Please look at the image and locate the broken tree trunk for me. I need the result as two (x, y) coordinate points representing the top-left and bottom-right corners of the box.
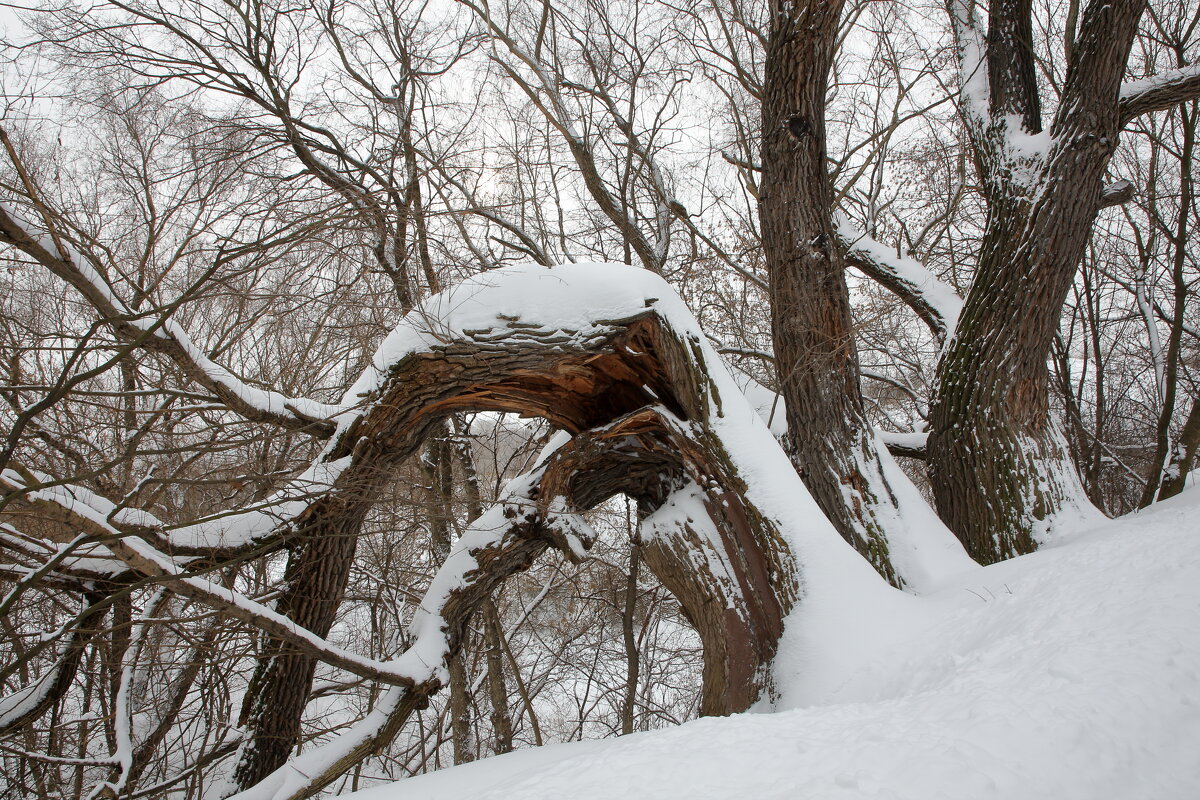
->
(3, 265), (897, 800)
(214, 265), (805, 799)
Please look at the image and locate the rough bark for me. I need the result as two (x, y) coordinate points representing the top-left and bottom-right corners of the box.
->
(232, 523), (363, 789)
(454, 427), (515, 755)
(760, 0), (901, 585)
(1157, 393), (1200, 501)
(480, 601), (514, 754)
(420, 431), (475, 765)
(222, 318), (799, 799)
(928, 0), (1147, 562)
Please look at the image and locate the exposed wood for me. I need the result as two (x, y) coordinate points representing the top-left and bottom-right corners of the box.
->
(4, 302), (800, 798)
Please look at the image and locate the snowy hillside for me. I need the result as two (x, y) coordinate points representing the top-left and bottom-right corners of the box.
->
(348, 489), (1200, 800)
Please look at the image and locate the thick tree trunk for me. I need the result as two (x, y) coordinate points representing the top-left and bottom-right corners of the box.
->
(760, 0), (901, 585)
(232, 524), (362, 789)
(928, 0), (1146, 563)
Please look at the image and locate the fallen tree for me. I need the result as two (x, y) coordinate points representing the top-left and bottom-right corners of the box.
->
(3, 260), (943, 798)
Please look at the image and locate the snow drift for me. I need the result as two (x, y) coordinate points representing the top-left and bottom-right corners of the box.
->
(347, 487), (1200, 800)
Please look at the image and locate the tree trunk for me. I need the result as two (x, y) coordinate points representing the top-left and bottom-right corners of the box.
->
(1157, 394), (1200, 501)
(481, 600), (514, 754)
(1139, 99), (1195, 508)
(760, 0), (901, 585)
(927, 0), (1147, 563)
(620, 540), (640, 736)
(452, 423), (515, 755)
(421, 431), (475, 764)
(232, 524), (362, 789)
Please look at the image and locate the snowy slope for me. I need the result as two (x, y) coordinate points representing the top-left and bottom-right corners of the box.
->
(347, 488), (1200, 800)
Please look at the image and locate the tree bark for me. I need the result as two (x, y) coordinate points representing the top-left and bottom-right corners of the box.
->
(1139, 99), (1195, 508)
(928, 0), (1147, 562)
(1157, 393), (1200, 501)
(481, 601), (514, 754)
(620, 541), (640, 736)
(232, 523), (363, 789)
(760, 0), (901, 585)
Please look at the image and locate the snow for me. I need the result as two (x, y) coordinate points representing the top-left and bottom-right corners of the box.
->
(1120, 63), (1200, 102)
(947, 0), (990, 126)
(0, 200), (343, 426)
(13, 260), (1192, 799)
(727, 366), (976, 594)
(345, 488), (1200, 800)
(640, 481), (744, 609)
(341, 262), (684, 405)
(834, 215), (964, 337)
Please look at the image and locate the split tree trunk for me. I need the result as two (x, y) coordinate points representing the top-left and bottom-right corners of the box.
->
(204, 285), (800, 800)
(927, 0), (1147, 562)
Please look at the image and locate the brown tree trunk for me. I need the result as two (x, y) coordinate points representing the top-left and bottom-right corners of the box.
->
(760, 0), (900, 585)
(1157, 394), (1200, 501)
(480, 600), (514, 754)
(1139, 99), (1195, 508)
(928, 0), (1147, 563)
(421, 431), (475, 764)
(620, 540), (640, 736)
(450, 418), (514, 756)
(232, 520), (363, 789)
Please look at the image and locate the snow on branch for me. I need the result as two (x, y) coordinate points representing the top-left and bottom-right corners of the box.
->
(1, 469), (419, 686)
(0, 201), (341, 435)
(223, 463), (593, 800)
(945, 0), (990, 130)
(1120, 63), (1200, 124)
(835, 215), (963, 341)
(0, 597), (108, 736)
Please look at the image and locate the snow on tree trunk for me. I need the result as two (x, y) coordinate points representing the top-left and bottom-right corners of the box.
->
(929, 0), (1146, 562)
(2, 264), (902, 800)
(210, 263), (822, 799)
(760, 0), (905, 586)
(1157, 395), (1200, 502)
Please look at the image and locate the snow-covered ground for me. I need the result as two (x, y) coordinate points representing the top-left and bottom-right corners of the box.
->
(347, 487), (1200, 800)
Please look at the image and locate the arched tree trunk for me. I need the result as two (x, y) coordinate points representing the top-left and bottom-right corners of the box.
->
(4, 264), (887, 800)
(210, 266), (806, 799)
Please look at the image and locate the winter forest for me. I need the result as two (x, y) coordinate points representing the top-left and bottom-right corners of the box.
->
(1, 0), (1198, 796)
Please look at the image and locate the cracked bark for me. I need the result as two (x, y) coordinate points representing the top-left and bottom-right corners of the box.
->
(760, 0), (901, 585)
(928, 0), (1148, 562)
